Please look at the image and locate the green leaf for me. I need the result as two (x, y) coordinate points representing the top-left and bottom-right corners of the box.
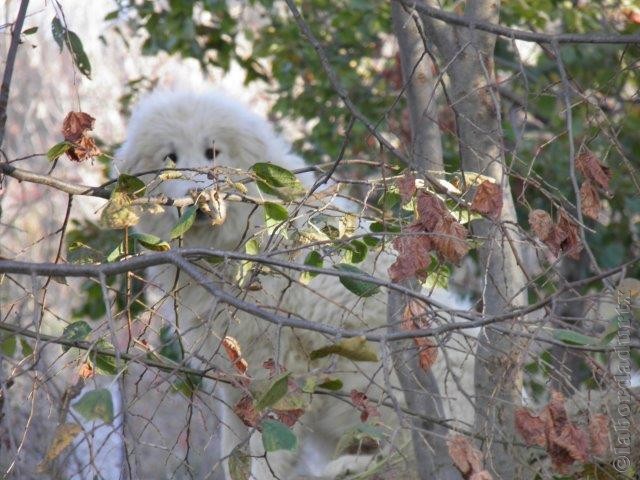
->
(250, 163), (305, 201)
(300, 250), (323, 285)
(131, 232), (170, 251)
(228, 446), (251, 480)
(362, 235), (380, 248)
(92, 340), (119, 375)
(318, 378), (343, 391)
(245, 238), (260, 255)
(106, 239), (130, 262)
(335, 264), (380, 297)
(20, 338), (33, 357)
(116, 174), (146, 197)
(46, 141), (72, 162)
(158, 326), (183, 362)
(62, 321), (92, 352)
(51, 17), (64, 51)
(342, 240), (367, 264)
(261, 419), (297, 452)
(23, 26), (38, 35)
(72, 388), (114, 424)
(255, 372), (290, 411)
(263, 202), (289, 221)
(551, 329), (599, 346)
(66, 30), (92, 79)
(310, 336), (378, 362)
(170, 205), (198, 239)
(0, 335), (17, 358)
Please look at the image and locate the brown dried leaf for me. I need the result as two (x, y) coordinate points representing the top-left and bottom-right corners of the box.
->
(397, 172), (417, 203)
(350, 389), (380, 423)
(432, 215), (469, 264)
(575, 149), (611, 191)
(579, 181), (600, 221)
(389, 225), (432, 282)
(416, 191), (447, 231)
(402, 299), (429, 328)
(67, 134), (102, 162)
(588, 413), (610, 456)
(470, 472), (493, 480)
(415, 337), (438, 370)
(222, 336), (249, 375)
(471, 180), (503, 219)
(37, 423), (82, 472)
(515, 408), (548, 447)
(556, 213), (583, 260)
(62, 111), (95, 142)
(402, 300), (438, 370)
(529, 210), (554, 241)
(274, 408), (305, 427)
(78, 361), (94, 379)
(447, 434), (483, 476)
(553, 422), (590, 464)
(233, 394), (260, 428)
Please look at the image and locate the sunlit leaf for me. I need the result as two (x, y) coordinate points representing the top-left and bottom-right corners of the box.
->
(170, 205), (197, 239)
(250, 162), (305, 201)
(310, 336), (378, 362)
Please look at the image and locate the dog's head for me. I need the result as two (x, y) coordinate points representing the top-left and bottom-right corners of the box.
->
(116, 90), (304, 244)
(117, 90), (300, 198)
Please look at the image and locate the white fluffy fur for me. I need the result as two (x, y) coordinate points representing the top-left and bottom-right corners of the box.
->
(114, 90), (473, 479)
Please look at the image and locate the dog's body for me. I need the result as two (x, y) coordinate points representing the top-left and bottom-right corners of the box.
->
(116, 90), (473, 479)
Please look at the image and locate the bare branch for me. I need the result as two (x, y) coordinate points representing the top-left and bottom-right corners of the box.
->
(0, 0), (30, 148)
(398, 0), (640, 45)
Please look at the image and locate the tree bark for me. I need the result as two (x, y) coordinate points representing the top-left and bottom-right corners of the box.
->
(390, 4), (462, 479)
(413, 0), (533, 477)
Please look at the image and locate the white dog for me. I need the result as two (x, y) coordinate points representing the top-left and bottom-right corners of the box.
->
(114, 90), (473, 480)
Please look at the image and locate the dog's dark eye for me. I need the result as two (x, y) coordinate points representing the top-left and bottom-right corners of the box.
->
(166, 152), (178, 163)
(205, 147), (220, 161)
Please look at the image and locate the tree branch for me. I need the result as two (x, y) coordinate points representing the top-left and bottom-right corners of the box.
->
(0, 0), (30, 149)
(397, 0), (640, 45)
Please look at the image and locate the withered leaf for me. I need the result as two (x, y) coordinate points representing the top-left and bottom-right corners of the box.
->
(432, 215), (469, 264)
(579, 181), (600, 221)
(515, 408), (547, 447)
(233, 394), (260, 428)
(397, 172), (417, 203)
(471, 180), (503, 219)
(62, 111), (95, 142)
(402, 299), (438, 371)
(389, 225), (432, 282)
(274, 408), (305, 427)
(515, 390), (602, 474)
(350, 389), (380, 423)
(575, 150), (611, 192)
(529, 209), (554, 241)
(222, 336), (248, 375)
(447, 434), (484, 476)
(416, 191), (447, 231)
(588, 413), (610, 457)
(556, 213), (583, 260)
(67, 134), (101, 162)
(37, 423), (82, 472)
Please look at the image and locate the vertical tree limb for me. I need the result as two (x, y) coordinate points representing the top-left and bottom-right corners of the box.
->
(391, 4), (462, 479)
(0, 0), (30, 149)
(413, 0), (534, 477)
